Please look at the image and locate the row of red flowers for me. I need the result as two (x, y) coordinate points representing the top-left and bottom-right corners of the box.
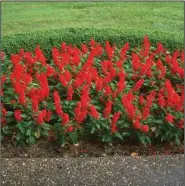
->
(1, 36), (184, 145)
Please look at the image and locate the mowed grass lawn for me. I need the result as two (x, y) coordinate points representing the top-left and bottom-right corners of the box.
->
(2, 2), (184, 37)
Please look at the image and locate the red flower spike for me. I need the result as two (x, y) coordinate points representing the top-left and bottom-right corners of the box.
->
(67, 126), (74, 133)
(111, 112), (121, 133)
(89, 105), (99, 119)
(62, 113), (70, 125)
(165, 114), (174, 123)
(10, 54), (22, 65)
(141, 125), (149, 133)
(45, 111), (52, 122)
(139, 95), (145, 105)
(53, 91), (63, 116)
(132, 119), (141, 130)
(36, 110), (46, 125)
(133, 79), (144, 91)
(14, 110), (22, 122)
(2, 108), (7, 116)
(67, 85), (74, 101)
(103, 100), (112, 118)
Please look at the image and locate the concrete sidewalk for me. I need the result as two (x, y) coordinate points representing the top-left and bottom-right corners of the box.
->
(1, 155), (184, 186)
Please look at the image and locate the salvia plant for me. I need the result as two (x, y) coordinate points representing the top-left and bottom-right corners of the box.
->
(1, 36), (184, 146)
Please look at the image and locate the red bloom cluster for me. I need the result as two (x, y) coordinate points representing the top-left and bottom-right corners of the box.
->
(1, 37), (184, 144)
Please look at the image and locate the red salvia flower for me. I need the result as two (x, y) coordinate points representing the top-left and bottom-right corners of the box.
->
(141, 125), (149, 133)
(1, 108), (7, 116)
(37, 110), (47, 125)
(81, 44), (88, 54)
(104, 85), (112, 97)
(31, 94), (39, 112)
(89, 39), (96, 47)
(105, 41), (115, 60)
(177, 119), (184, 129)
(120, 42), (129, 61)
(59, 74), (68, 87)
(177, 67), (184, 79)
(1, 117), (6, 126)
(111, 112), (121, 133)
(53, 90), (63, 116)
(14, 110), (22, 122)
(156, 60), (166, 78)
(62, 113), (69, 125)
(143, 35), (150, 57)
(127, 104), (136, 120)
(74, 102), (87, 124)
(37, 74), (49, 99)
(1, 75), (6, 85)
(67, 85), (74, 101)
(18, 90), (26, 105)
(156, 43), (165, 54)
(139, 95), (145, 105)
(146, 91), (156, 108)
(132, 52), (140, 71)
(45, 111), (52, 122)
(132, 119), (141, 129)
(73, 78), (83, 89)
(142, 106), (150, 120)
(165, 80), (174, 107)
(63, 70), (72, 83)
(133, 79), (144, 91)
(165, 114), (174, 123)
(35, 45), (47, 66)
(46, 66), (55, 76)
(103, 100), (112, 118)
(157, 93), (166, 108)
(11, 54), (22, 65)
(89, 105), (99, 119)
(67, 126), (74, 133)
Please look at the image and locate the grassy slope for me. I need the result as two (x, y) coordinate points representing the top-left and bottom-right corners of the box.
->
(2, 2), (184, 37)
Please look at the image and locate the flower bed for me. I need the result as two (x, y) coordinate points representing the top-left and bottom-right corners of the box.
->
(1, 36), (184, 146)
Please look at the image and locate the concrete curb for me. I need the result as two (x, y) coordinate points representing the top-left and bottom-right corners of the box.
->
(1, 155), (184, 186)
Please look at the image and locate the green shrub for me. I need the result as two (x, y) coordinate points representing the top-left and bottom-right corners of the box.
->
(1, 28), (183, 60)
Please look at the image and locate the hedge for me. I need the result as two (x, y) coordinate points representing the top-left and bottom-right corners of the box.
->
(1, 28), (184, 59)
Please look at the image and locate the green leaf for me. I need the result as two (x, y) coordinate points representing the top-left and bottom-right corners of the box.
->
(41, 123), (51, 130)
(102, 134), (112, 142)
(69, 132), (78, 144)
(138, 135), (146, 145)
(122, 132), (130, 137)
(0, 135), (4, 141)
(114, 132), (123, 140)
(2, 126), (10, 134)
(27, 136), (36, 144)
(6, 111), (14, 117)
(58, 135), (66, 145)
(26, 129), (32, 136)
(101, 123), (109, 130)
(91, 127), (96, 134)
(16, 132), (24, 142)
(145, 136), (152, 144)
(175, 134), (180, 146)
(16, 123), (25, 134)
(96, 123), (101, 130)
(21, 114), (28, 119)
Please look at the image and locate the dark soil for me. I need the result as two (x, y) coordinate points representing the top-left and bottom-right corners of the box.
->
(1, 139), (184, 158)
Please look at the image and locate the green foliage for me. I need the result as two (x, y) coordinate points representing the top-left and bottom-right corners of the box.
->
(1, 28), (183, 60)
